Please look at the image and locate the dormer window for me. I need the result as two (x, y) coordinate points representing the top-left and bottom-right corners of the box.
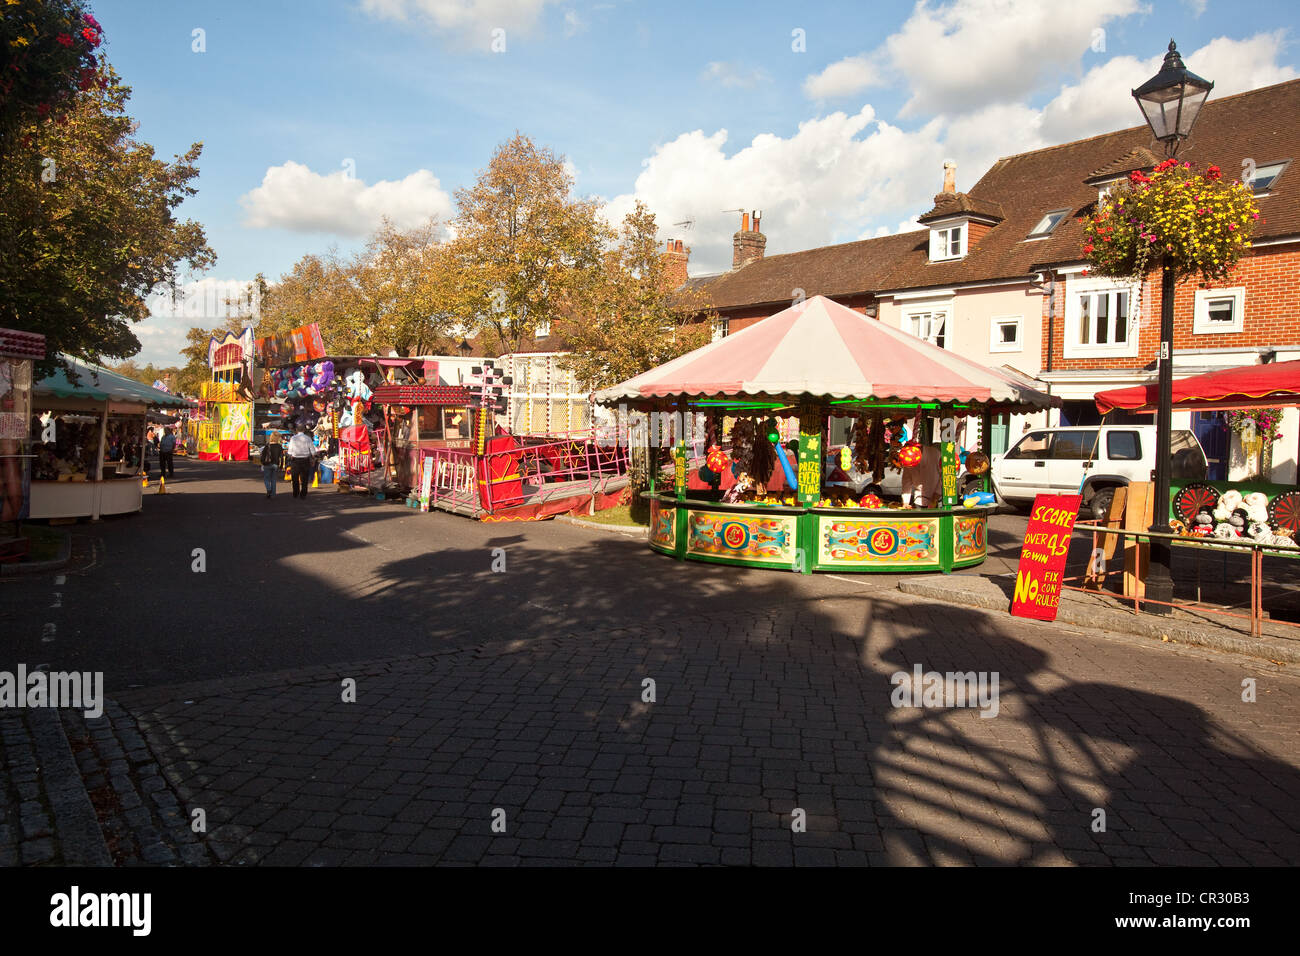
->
(930, 224), (963, 261)
(1027, 209), (1069, 239)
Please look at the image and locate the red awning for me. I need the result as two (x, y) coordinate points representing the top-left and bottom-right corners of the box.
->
(1095, 359), (1300, 414)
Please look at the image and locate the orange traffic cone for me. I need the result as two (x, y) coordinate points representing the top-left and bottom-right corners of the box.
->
(141, 474), (149, 488)
(311, 471), (319, 488)
(157, 476), (166, 494)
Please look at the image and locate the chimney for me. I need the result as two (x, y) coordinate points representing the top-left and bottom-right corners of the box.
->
(942, 160), (957, 194)
(732, 208), (766, 270)
(662, 238), (690, 289)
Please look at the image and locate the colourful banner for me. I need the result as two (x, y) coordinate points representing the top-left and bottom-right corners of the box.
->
(1010, 494), (1082, 622)
(255, 323), (326, 367)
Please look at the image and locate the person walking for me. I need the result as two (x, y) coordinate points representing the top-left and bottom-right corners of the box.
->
(158, 428), (176, 478)
(286, 424), (315, 499)
(260, 432), (284, 498)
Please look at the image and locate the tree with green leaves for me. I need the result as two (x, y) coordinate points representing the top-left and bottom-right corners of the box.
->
(444, 133), (609, 355)
(561, 200), (714, 390)
(0, 62), (214, 377)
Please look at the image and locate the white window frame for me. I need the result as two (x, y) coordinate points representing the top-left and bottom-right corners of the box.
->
(989, 315), (1023, 353)
(1026, 209), (1069, 240)
(1063, 276), (1140, 359)
(1246, 160), (1288, 195)
(711, 316), (729, 341)
(929, 223), (964, 262)
(533, 319), (551, 338)
(1192, 287), (1245, 335)
(905, 308), (948, 348)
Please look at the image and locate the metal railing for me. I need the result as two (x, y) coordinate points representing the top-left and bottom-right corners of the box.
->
(418, 433), (630, 516)
(1069, 521), (1300, 639)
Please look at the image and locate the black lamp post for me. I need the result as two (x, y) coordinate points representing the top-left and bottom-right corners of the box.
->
(1132, 39), (1213, 614)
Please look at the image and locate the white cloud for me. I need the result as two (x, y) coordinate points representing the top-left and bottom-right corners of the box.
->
(703, 61), (769, 89)
(563, 8), (585, 36)
(240, 161), (454, 237)
(803, 55), (881, 100)
(131, 278), (259, 366)
(1182, 0), (1207, 15)
(359, 0), (555, 41)
(804, 0), (1144, 117)
(603, 107), (947, 274)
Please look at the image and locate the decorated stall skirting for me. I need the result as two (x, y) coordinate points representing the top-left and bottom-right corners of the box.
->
(647, 494), (989, 573)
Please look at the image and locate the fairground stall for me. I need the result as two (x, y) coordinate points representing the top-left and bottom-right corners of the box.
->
(595, 295), (1055, 574)
(1096, 360), (1300, 543)
(1, 330), (44, 561)
(29, 358), (191, 520)
(196, 329), (254, 461)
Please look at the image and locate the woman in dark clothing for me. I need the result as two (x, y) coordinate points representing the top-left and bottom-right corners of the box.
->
(260, 432), (284, 498)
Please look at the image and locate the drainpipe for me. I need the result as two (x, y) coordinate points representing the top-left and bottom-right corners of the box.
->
(1028, 269), (1057, 427)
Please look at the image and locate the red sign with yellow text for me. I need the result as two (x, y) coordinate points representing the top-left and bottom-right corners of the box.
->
(1010, 494), (1082, 622)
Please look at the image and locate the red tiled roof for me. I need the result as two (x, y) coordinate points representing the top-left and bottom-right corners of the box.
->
(916, 191), (1005, 224)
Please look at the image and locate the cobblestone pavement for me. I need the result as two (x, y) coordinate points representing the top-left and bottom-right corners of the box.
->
(114, 592), (1300, 866)
(4, 459), (1300, 865)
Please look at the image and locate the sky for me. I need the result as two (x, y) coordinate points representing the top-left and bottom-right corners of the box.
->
(92, 0), (1299, 366)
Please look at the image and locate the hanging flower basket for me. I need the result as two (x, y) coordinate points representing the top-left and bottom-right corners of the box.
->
(1225, 407), (1283, 445)
(1081, 159), (1261, 284)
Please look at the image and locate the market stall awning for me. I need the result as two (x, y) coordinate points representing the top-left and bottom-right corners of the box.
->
(1095, 359), (1300, 414)
(594, 294), (1057, 412)
(34, 357), (194, 408)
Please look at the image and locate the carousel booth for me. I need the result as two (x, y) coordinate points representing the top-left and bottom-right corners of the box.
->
(595, 295), (1054, 574)
(1096, 360), (1300, 543)
(29, 358), (191, 520)
(197, 330), (254, 461)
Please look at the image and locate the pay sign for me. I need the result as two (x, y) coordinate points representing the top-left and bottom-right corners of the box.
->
(1010, 494), (1082, 622)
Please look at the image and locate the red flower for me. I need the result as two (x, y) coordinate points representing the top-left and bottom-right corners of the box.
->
(1206, 165), (1222, 181)
(55, 33), (74, 47)
(1082, 244), (1094, 254)
(36, 101), (50, 116)
(81, 27), (101, 46)
(83, 13), (100, 28)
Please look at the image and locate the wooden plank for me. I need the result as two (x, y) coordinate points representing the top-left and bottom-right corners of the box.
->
(1085, 485), (1127, 589)
(1123, 481), (1150, 599)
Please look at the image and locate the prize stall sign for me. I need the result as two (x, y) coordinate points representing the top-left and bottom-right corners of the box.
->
(1010, 494), (1082, 622)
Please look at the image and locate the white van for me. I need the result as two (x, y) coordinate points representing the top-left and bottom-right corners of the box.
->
(991, 425), (1208, 521)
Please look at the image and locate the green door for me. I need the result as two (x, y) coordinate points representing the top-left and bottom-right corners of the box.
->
(990, 415), (1009, 455)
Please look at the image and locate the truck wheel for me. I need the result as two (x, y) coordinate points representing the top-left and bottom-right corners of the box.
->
(1089, 487), (1115, 522)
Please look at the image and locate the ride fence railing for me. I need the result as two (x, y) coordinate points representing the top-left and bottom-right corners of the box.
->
(420, 433), (630, 515)
(1067, 521), (1300, 640)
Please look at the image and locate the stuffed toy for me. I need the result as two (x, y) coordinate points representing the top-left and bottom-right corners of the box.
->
(1213, 489), (1244, 522)
(344, 370), (372, 403)
(1192, 510), (1215, 536)
(859, 492), (883, 509)
(1213, 522), (1237, 539)
(311, 361), (334, 393)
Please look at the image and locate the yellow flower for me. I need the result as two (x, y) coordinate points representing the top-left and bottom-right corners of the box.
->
(10, 35), (28, 47)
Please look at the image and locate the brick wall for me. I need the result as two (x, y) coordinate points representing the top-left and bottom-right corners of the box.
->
(1042, 241), (1300, 370)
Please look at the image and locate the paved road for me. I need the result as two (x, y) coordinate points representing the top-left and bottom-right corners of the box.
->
(4, 457), (1299, 865)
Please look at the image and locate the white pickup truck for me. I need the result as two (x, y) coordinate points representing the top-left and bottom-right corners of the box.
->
(991, 425), (1208, 521)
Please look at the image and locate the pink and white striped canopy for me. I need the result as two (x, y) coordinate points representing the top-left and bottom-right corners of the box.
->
(594, 295), (1055, 411)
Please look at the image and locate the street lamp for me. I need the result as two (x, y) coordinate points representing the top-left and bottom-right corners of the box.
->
(1132, 39), (1213, 615)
